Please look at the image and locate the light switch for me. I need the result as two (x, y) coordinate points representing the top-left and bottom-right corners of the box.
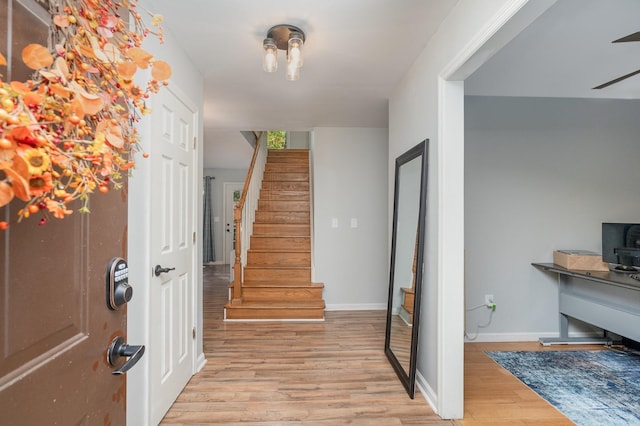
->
(331, 218), (339, 228)
(214, 216), (220, 223)
(350, 218), (358, 228)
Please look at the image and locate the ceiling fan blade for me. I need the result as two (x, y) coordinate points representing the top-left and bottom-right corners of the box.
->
(613, 32), (640, 43)
(593, 68), (640, 89)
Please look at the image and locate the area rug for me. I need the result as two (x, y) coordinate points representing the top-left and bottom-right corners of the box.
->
(487, 350), (640, 426)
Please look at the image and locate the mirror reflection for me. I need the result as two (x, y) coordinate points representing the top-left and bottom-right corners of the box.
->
(385, 140), (428, 398)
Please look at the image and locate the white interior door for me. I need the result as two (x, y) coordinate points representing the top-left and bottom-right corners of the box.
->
(149, 87), (196, 424)
(223, 182), (244, 264)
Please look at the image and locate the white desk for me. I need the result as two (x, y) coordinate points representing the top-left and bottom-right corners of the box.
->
(532, 263), (640, 345)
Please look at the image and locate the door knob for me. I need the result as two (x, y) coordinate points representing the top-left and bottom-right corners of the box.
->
(107, 336), (145, 375)
(154, 265), (175, 276)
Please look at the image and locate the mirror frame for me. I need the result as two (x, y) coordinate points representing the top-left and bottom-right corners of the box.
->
(384, 139), (429, 398)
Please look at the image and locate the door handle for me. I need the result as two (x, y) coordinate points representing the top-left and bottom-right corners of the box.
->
(154, 265), (175, 276)
(107, 336), (145, 375)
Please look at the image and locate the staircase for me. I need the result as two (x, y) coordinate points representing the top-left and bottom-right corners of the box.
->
(224, 149), (326, 320)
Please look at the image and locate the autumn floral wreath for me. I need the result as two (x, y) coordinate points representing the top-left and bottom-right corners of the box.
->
(0, 0), (171, 229)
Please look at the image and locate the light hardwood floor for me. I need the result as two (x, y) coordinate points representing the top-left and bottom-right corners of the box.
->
(161, 265), (598, 425)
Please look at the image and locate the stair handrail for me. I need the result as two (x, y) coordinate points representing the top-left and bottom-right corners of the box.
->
(232, 131), (267, 303)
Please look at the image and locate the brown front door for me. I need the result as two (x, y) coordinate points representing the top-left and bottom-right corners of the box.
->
(0, 1), (131, 424)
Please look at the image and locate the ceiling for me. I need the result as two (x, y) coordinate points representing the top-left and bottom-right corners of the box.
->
(150, 0), (458, 132)
(466, 0), (640, 99)
(151, 0), (640, 168)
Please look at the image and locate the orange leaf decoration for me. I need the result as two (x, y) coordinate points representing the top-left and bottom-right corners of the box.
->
(11, 154), (30, 181)
(4, 167), (30, 201)
(23, 91), (43, 106)
(103, 43), (121, 63)
(68, 98), (85, 118)
(128, 47), (153, 69)
(10, 81), (31, 94)
(50, 83), (73, 98)
(98, 120), (124, 148)
(53, 15), (70, 28)
(54, 57), (69, 83)
(117, 62), (137, 80)
(105, 123), (124, 148)
(9, 126), (35, 143)
(151, 60), (172, 81)
(78, 44), (96, 59)
(22, 44), (54, 70)
(78, 92), (104, 115)
(0, 181), (14, 207)
(0, 53), (6, 66)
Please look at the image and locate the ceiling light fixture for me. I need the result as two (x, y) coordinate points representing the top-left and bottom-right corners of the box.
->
(262, 24), (306, 81)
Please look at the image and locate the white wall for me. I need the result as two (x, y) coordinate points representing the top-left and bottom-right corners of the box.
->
(388, 0), (549, 418)
(127, 5), (204, 424)
(311, 127), (389, 309)
(464, 96), (640, 341)
(203, 168), (248, 264)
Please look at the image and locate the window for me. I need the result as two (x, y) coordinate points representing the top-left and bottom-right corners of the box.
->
(267, 130), (286, 149)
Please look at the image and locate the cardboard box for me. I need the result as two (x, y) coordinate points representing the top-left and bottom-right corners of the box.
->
(553, 250), (610, 271)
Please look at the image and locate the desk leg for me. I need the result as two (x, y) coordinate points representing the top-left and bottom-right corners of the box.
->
(539, 275), (610, 346)
(559, 313), (569, 339)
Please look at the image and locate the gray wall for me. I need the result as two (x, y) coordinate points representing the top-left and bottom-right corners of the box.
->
(311, 127), (389, 309)
(203, 168), (247, 264)
(288, 131), (310, 149)
(465, 96), (640, 340)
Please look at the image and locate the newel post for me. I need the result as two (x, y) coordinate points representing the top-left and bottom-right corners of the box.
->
(231, 204), (243, 304)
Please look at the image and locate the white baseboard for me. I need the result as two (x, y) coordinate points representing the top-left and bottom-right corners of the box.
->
(325, 303), (387, 311)
(415, 370), (438, 414)
(464, 330), (605, 343)
(195, 353), (207, 373)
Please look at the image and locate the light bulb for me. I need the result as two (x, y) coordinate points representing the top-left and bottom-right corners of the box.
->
(286, 61), (300, 81)
(263, 38), (278, 72)
(287, 32), (303, 69)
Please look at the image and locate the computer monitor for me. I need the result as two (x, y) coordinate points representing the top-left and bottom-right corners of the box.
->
(602, 223), (640, 272)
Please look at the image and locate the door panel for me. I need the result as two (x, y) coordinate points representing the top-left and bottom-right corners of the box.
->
(150, 88), (195, 424)
(1, 189), (128, 424)
(0, 2), (129, 423)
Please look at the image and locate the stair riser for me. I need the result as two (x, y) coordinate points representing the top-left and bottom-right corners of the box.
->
(268, 150), (308, 158)
(255, 211), (309, 224)
(247, 251), (310, 267)
(265, 159), (309, 167)
(258, 200), (309, 212)
(261, 181), (309, 191)
(263, 172), (308, 182)
(264, 164), (309, 173)
(259, 190), (309, 201)
(225, 307), (324, 320)
(402, 294), (414, 310)
(253, 224), (310, 236)
(231, 286), (323, 302)
(244, 268), (311, 282)
(250, 237), (310, 251)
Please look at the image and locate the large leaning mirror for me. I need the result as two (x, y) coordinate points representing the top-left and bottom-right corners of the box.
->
(384, 139), (428, 398)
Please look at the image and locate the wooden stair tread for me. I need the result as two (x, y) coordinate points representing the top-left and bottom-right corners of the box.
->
(225, 300), (325, 309)
(244, 265), (310, 270)
(248, 249), (311, 253)
(236, 282), (324, 288)
(228, 148), (323, 320)
(401, 287), (414, 294)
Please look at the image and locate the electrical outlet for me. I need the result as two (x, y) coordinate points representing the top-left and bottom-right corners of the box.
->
(485, 294), (494, 307)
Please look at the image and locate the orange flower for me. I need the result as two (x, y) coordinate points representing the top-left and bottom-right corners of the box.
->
(28, 172), (53, 197)
(45, 197), (73, 219)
